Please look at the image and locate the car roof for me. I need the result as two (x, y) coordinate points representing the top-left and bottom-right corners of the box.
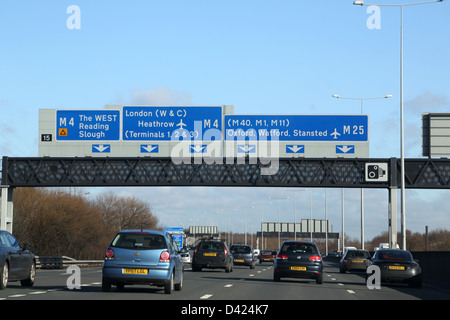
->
(282, 240), (315, 245)
(118, 229), (166, 235)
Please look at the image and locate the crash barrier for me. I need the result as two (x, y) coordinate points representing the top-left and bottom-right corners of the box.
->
(411, 251), (450, 291)
(36, 256), (63, 269)
(36, 256), (103, 269)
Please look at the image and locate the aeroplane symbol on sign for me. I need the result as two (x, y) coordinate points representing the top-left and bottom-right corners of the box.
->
(176, 119), (187, 130)
(331, 128), (341, 139)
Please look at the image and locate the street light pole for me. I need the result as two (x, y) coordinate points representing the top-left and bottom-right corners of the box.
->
(332, 94), (392, 249)
(353, 0), (443, 250)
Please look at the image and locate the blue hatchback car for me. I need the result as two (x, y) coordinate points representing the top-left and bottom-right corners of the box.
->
(102, 230), (184, 294)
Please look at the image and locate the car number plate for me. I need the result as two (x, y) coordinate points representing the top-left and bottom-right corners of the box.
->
(204, 252), (217, 257)
(388, 265), (405, 270)
(123, 268), (148, 275)
(291, 266), (307, 271)
(353, 260), (364, 263)
(235, 259), (244, 262)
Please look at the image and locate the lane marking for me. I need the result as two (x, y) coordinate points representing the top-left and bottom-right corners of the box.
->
(224, 284), (233, 288)
(347, 290), (355, 294)
(200, 294), (213, 299)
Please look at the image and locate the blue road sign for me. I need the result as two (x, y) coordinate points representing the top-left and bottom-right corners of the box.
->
(140, 144), (159, 153)
(122, 106), (223, 141)
(92, 144), (111, 153)
(225, 115), (368, 142)
(56, 110), (120, 141)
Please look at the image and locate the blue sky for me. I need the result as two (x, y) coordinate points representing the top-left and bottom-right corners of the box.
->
(1, 1), (449, 242)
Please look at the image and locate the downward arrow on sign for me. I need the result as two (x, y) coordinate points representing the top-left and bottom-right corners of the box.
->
(190, 145), (207, 153)
(92, 144), (110, 153)
(336, 145), (354, 153)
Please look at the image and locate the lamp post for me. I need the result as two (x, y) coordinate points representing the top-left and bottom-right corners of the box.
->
(353, 0), (443, 250)
(269, 196), (289, 248)
(332, 94), (392, 249)
(253, 201), (271, 250)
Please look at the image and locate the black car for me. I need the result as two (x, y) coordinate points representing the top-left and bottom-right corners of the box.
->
(192, 240), (233, 272)
(273, 241), (323, 284)
(339, 249), (371, 273)
(0, 230), (36, 289)
(368, 249), (422, 288)
(230, 244), (256, 269)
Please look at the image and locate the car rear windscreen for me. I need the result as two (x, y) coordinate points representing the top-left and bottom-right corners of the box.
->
(111, 233), (166, 250)
(280, 243), (318, 254)
(197, 242), (224, 252)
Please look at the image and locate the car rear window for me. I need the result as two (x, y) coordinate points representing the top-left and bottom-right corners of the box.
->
(197, 242), (224, 252)
(347, 250), (370, 258)
(111, 233), (166, 250)
(280, 242), (318, 254)
(231, 246), (251, 254)
(378, 250), (412, 261)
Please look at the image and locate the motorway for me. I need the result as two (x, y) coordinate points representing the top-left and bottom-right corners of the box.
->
(1, 260), (449, 303)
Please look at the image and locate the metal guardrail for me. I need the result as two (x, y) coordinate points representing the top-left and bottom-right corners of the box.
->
(36, 256), (103, 269)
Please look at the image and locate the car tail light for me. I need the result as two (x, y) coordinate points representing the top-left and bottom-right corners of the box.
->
(277, 254), (288, 260)
(194, 242), (200, 256)
(159, 250), (170, 262)
(309, 255), (322, 262)
(105, 249), (115, 260)
(223, 244), (228, 257)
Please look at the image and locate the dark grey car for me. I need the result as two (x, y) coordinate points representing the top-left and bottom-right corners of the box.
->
(192, 240), (233, 272)
(273, 241), (323, 284)
(0, 230), (36, 289)
(367, 249), (421, 288)
(230, 244), (256, 269)
(339, 249), (371, 273)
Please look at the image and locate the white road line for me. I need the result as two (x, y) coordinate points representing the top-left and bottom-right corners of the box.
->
(224, 284), (233, 288)
(338, 283), (344, 286)
(8, 294), (26, 298)
(347, 290), (356, 294)
(200, 294), (213, 299)
(29, 291), (47, 295)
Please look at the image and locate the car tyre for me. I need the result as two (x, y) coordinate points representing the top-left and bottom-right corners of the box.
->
(21, 261), (36, 287)
(165, 272), (174, 294)
(316, 274), (323, 284)
(175, 271), (183, 291)
(273, 272), (281, 282)
(102, 279), (112, 292)
(0, 262), (8, 290)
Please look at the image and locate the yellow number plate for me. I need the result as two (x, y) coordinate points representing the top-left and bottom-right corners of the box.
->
(353, 260), (364, 263)
(235, 259), (244, 262)
(123, 268), (148, 275)
(204, 252), (217, 257)
(388, 265), (405, 270)
(291, 266), (307, 271)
